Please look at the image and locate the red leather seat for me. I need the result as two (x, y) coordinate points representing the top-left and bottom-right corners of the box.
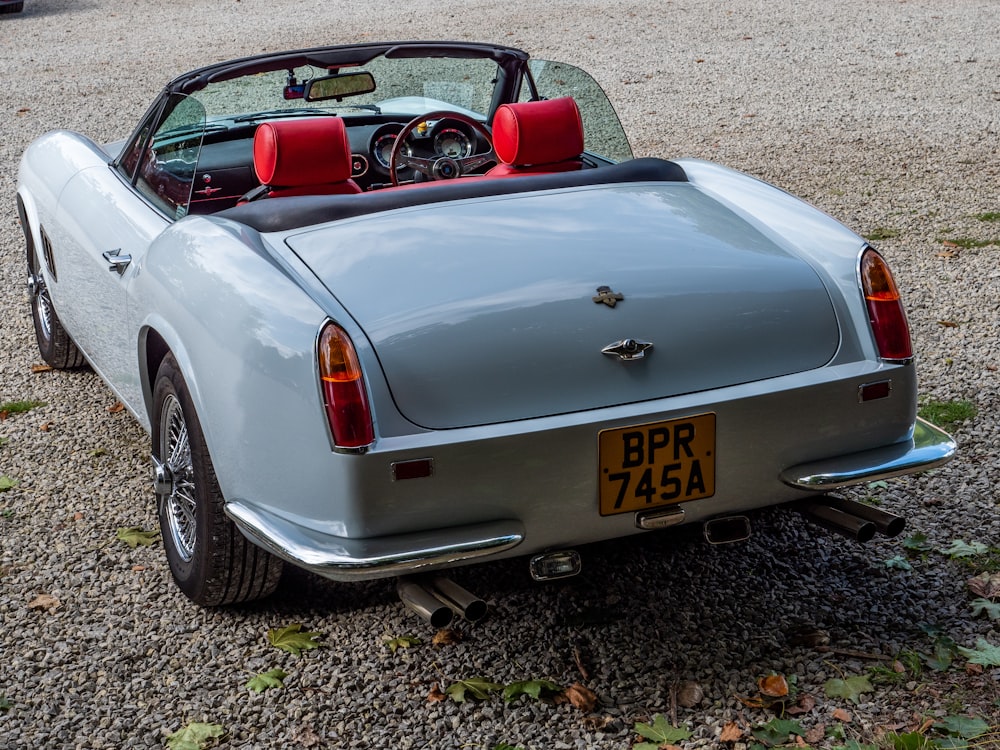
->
(252, 117), (361, 198)
(486, 97), (585, 177)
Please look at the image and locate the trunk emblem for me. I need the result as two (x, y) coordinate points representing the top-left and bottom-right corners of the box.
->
(593, 286), (624, 307)
(602, 338), (653, 361)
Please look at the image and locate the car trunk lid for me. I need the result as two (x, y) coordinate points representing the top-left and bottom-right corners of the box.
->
(285, 183), (840, 429)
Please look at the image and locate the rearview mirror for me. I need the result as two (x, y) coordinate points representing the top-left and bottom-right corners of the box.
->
(305, 71), (376, 102)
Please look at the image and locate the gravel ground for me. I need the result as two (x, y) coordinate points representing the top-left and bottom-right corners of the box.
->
(1, 1), (999, 748)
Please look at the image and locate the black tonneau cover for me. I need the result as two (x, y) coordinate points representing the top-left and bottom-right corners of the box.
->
(215, 158), (687, 233)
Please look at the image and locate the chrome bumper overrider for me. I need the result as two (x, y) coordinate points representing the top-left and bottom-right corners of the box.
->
(781, 417), (956, 489)
(225, 502), (524, 582)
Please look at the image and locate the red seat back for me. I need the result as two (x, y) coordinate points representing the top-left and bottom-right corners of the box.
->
(487, 97), (585, 177)
(253, 117), (361, 197)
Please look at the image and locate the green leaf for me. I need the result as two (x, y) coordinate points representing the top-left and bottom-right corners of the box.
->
(923, 637), (956, 672)
(634, 714), (692, 745)
(885, 732), (935, 750)
(0, 437), (8, 448)
(970, 598), (1000, 620)
(502, 679), (561, 702)
(884, 555), (912, 570)
(823, 675), (873, 704)
(444, 676), (503, 703)
(903, 531), (933, 552)
(0, 476), (18, 492)
(751, 718), (806, 746)
(940, 539), (989, 558)
(934, 715), (990, 739)
(957, 638), (1000, 667)
(245, 668), (288, 693)
(165, 722), (225, 750)
(383, 635), (422, 654)
(0, 694), (12, 711)
(116, 526), (159, 548)
(267, 624), (323, 656)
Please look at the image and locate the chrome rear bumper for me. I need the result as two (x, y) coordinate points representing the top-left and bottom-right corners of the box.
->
(225, 502), (524, 582)
(780, 417), (956, 489)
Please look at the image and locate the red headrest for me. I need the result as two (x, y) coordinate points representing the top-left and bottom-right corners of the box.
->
(492, 97), (584, 167)
(253, 117), (354, 187)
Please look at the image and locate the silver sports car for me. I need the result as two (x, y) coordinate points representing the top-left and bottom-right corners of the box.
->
(16, 41), (955, 611)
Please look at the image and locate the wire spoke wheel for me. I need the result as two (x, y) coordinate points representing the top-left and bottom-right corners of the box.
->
(159, 393), (197, 562)
(152, 353), (282, 605)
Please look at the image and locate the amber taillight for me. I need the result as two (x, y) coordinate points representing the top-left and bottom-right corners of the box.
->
(318, 323), (374, 449)
(859, 248), (912, 361)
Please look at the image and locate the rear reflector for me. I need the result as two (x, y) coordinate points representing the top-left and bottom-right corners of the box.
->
(859, 248), (912, 361)
(318, 323), (374, 449)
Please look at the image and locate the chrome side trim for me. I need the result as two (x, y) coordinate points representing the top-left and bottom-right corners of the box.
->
(225, 502), (524, 582)
(780, 417), (956, 490)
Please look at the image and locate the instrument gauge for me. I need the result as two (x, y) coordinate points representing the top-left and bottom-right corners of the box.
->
(433, 128), (472, 159)
(373, 132), (408, 170)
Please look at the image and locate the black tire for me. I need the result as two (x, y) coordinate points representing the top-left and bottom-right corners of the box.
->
(152, 353), (282, 605)
(0, 2), (24, 14)
(24, 221), (86, 369)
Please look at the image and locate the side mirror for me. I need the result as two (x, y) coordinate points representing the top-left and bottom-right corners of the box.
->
(304, 71), (376, 102)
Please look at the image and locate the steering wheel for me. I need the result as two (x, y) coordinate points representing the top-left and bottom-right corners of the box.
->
(388, 111), (496, 187)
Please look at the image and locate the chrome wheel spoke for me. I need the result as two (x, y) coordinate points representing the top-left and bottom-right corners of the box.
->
(159, 394), (198, 562)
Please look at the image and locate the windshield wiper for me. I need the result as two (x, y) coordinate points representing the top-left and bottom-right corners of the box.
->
(234, 104), (381, 122)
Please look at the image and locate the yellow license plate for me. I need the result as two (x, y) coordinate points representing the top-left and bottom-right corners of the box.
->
(599, 413), (716, 515)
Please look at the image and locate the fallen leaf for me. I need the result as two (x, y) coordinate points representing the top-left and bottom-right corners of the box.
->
(28, 594), (61, 612)
(560, 683), (597, 712)
(383, 635), (421, 653)
(267, 623), (323, 656)
(0, 411), (7, 421)
(73, 512), (84, 521)
(107, 402), (125, 414)
(503, 679), (561, 703)
(39, 422), (53, 432)
(116, 526), (159, 548)
(832, 708), (852, 722)
(937, 320), (959, 328)
(804, 725), (826, 744)
(246, 668), (288, 693)
(968, 572), (1000, 599)
(758, 673), (789, 697)
(942, 240), (960, 247)
(786, 693), (817, 715)
(431, 628), (462, 646)
(720, 722), (743, 742)
(573, 644), (590, 680)
(824, 675), (873, 704)
(444, 676), (503, 703)
(676, 680), (703, 708)
(290, 725), (321, 748)
(427, 683), (447, 702)
(132, 565), (146, 572)
(165, 721), (224, 750)
(937, 250), (958, 258)
(581, 715), (614, 731)
(31, 364), (53, 373)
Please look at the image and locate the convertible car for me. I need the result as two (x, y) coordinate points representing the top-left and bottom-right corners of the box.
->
(17, 41), (955, 610)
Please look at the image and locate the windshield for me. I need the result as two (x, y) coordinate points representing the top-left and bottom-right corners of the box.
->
(194, 56), (501, 122)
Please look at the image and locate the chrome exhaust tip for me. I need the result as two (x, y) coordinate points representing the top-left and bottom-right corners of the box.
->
(798, 501), (877, 543)
(702, 515), (751, 545)
(428, 576), (488, 622)
(795, 494), (906, 543)
(397, 578), (453, 628)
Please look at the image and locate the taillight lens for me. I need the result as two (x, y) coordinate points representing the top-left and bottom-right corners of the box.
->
(859, 248), (912, 361)
(318, 323), (374, 449)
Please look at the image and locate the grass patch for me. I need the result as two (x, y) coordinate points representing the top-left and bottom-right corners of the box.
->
(918, 399), (976, 429)
(0, 400), (46, 415)
(938, 237), (1000, 249)
(975, 212), (1000, 222)
(866, 227), (900, 241)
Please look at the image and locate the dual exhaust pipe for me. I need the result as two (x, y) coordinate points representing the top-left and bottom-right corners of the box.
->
(797, 494), (905, 543)
(397, 576), (488, 627)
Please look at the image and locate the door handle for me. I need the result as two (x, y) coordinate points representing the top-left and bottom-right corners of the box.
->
(102, 248), (132, 275)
